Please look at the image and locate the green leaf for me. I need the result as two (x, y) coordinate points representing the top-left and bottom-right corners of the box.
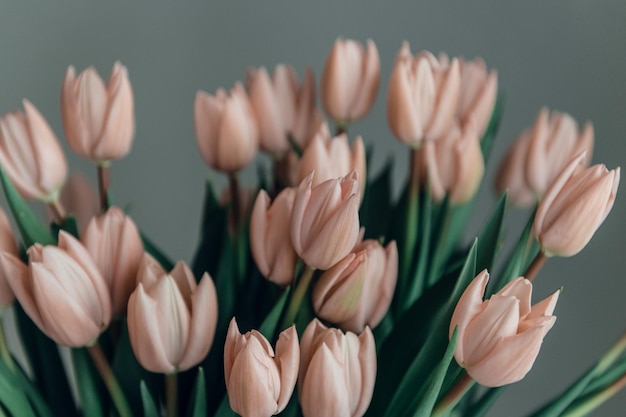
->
(259, 287), (291, 339)
(141, 232), (175, 271)
(0, 166), (55, 246)
(0, 364), (36, 417)
(360, 159), (393, 240)
(140, 381), (160, 417)
(191, 368), (207, 417)
(71, 348), (104, 417)
(0, 359), (53, 417)
(464, 387), (504, 417)
(413, 328), (459, 417)
(192, 179), (227, 279)
(475, 191), (507, 273)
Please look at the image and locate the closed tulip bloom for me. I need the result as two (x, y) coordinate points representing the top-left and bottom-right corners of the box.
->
(128, 255), (218, 373)
(421, 121), (484, 204)
(195, 83), (258, 173)
(297, 124), (366, 192)
(450, 270), (559, 387)
(82, 206), (143, 317)
(224, 318), (299, 417)
(321, 39), (380, 123)
(387, 42), (461, 146)
(457, 58), (498, 138)
(291, 171), (361, 270)
(250, 188), (298, 286)
(61, 62), (135, 163)
(291, 68), (323, 148)
(299, 319), (376, 417)
(312, 240), (397, 333)
(247, 65), (297, 155)
(494, 130), (536, 206)
(533, 153), (620, 257)
(0, 100), (67, 202)
(57, 172), (100, 234)
(0, 208), (19, 310)
(0, 231), (111, 347)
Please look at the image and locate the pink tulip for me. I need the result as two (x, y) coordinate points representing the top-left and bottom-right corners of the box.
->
(457, 58), (498, 138)
(250, 188), (298, 286)
(57, 172), (100, 234)
(291, 68), (323, 149)
(224, 318), (299, 417)
(82, 206), (144, 317)
(127, 255), (218, 373)
(0, 100), (67, 201)
(61, 62), (135, 163)
(0, 231), (111, 347)
(387, 42), (461, 146)
(494, 130), (536, 206)
(194, 83), (258, 173)
(321, 39), (380, 123)
(299, 319), (376, 417)
(0, 208), (19, 310)
(291, 171), (361, 270)
(450, 270), (559, 387)
(312, 240), (397, 333)
(533, 153), (620, 257)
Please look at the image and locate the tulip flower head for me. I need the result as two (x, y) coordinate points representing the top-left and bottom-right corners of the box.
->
(450, 270), (559, 387)
(0, 207), (19, 311)
(291, 67), (323, 148)
(224, 318), (299, 417)
(533, 153), (619, 257)
(127, 255), (218, 373)
(299, 319), (376, 417)
(0, 231), (111, 347)
(291, 171), (361, 270)
(457, 57), (498, 138)
(0, 100), (67, 202)
(61, 62), (135, 164)
(321, 38), (380, 124)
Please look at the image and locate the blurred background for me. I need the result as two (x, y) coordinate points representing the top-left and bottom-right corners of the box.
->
(1, 1), (625, 415)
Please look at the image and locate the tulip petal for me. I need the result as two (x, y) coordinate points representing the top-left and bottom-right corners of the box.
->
(275, 326), (299, 411)
(0, 253), (43, 328)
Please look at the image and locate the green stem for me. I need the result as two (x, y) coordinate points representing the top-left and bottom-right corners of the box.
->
(281, 266), (315, 329)
(524, 252), (548, 282)
(432, 371), (475, 417)
(562, 374), (626, 417)
(400, 148), (421, 284)
(0, 317), (16, 372)
(166, 373), (178, 417)
(597, 332), (626, 374)
(87, 342), (132, 417)
(97, 164), (110, 212)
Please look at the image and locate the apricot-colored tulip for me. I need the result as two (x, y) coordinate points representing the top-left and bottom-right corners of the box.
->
(0, 208), (19, 310)
(457, 57), (498, 138)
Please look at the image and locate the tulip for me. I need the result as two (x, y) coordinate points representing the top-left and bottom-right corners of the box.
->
(450, 270), (559, 387)
(299, 319), (376, 417)
(387, 42), (461, 146)
(291, 68), (323, 149)
(127, 255), (218, 373)
(321, 39), (380, 123)
(291, 171), (361, 270)
(224, 318), (299, 417)
(457, 58), (498, 138)
(250, 188), (298, 286)
(495, 108), (594, 206)
(0, 100), (67, 202)
(312, 240), (398, 333)
(419, 121), (484, 204)
(0, 231), (111, 347)
(0, 208), (19, 310)
(82, 206), (144, 317)
(61, 62), (135, 163)
(194, 83), (258, 173)
(297, 123), (366, 192)
(533, 153), (620, 257)
(57, 172), (100, 234)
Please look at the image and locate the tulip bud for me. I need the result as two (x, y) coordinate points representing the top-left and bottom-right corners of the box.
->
(299, 319), (376, 417)
(61, 62), (135, 163)
(194, 83), (258, 173)
(457, 58), (498, 138)
(0, 100), (67, 202)
(82, 206), (144, 317)
(297, 124), (366, 193)
(312, 240), (398, 333)
(495, 108), (594, 206)
(0, 231), (111, 347)
(420, 121), (484, 204)
(450, 270), (559, 387)
(533, 153), (619, 257)
(321, 39), (380, 123)
(387, 42), (461, 146)
(291, 68), (323, 148)
(0, 208), (19, 311)
(128, 255), (218, 373)
(291, 171), (361, 270)
(57, 172), (100, 234)
(250, 188), (298, 286)
(224, 318), (299, 417)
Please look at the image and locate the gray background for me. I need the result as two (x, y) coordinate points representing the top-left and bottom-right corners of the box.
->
(1, 2), (625, 416)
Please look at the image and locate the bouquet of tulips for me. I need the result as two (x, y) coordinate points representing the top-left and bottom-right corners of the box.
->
(0, 38), (622, 417)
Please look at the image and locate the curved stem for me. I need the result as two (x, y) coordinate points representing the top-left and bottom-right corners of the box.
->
(87, 342), (132, 417)
(97, 164), (110, 211)
(166, 373), (178, 417)
(0, 317), (16, 372)
(432, 371), (475, 417)
(281, 266), (315, 329)
(524, 252), (548, 282)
